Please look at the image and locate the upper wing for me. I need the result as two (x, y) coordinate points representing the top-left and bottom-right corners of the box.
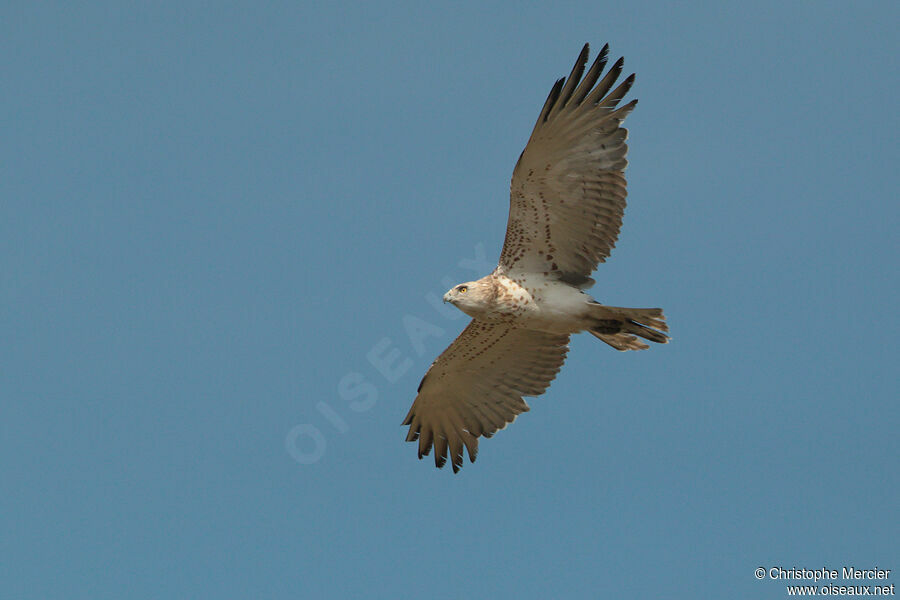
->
(498, 43), (637, 286)
(402, 321), (570, 472)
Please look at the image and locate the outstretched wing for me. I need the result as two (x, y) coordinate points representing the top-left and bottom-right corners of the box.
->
(402, 321), (570, 472)
(498, 43), (637, 286)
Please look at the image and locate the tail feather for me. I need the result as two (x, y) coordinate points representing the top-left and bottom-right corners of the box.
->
(587, 304), (669, 352)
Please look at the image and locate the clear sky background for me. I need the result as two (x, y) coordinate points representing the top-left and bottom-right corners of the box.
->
(2, 2), (898, 598)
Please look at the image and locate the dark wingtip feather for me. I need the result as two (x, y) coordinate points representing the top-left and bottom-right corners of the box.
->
(569, 43), (611, 107)
(622, 73), (636, 96)
(553, 44), (590, 114)
(609, 56), (625, 78)
(583, 56), (626, 107)
(539, 77), (565, 123)
(598, 72), (637, 110)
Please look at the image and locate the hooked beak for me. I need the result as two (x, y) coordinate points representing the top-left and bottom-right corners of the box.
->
(442, 292), (452, 304)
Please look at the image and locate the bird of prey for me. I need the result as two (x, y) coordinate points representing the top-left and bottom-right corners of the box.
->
(402, 43), (669, 472)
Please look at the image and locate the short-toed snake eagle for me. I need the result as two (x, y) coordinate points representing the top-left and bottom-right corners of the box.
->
(403, 44), (669, 472)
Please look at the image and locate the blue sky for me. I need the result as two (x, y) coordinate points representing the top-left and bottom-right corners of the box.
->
(2, 2), (898, 598)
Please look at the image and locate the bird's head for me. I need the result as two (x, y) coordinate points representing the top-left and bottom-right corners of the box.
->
(443, 280), (492, 318)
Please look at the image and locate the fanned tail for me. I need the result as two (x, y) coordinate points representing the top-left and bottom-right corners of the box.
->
(587, 305), (669, 351)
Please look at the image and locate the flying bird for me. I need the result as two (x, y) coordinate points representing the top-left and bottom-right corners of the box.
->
(403, 43), (669, 472)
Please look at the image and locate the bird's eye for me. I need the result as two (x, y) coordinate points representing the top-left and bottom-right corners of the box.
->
(458, 286), (468, 293)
